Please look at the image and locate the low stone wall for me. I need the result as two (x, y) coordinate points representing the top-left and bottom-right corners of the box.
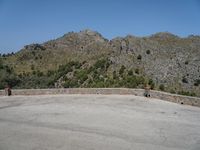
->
(149, 90), (200, 107)
(0, 88), (144, 96)
(0, 88), (200, 107)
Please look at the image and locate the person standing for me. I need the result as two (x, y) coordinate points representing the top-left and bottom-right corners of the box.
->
(5, 85), (12, 96)
(144, 84), (150, 97)
(7, 86), (12, 96)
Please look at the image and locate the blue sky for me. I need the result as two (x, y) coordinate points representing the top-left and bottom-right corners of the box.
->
(0, 0), (200, 53)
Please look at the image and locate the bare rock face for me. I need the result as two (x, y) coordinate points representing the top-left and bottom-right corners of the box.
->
(109, 33), (200, 94)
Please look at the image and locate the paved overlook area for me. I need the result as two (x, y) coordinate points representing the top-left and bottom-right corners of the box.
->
(0, 95), (200, 150)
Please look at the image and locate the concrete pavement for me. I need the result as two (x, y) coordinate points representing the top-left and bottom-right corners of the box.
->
(0, 95), (200, 150)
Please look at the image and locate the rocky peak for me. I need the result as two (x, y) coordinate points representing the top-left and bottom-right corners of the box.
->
(79, 29), (99, 36)
(78, 29), (107, 42)
(150, 32), (179, 40)
(58, 29), (107, 44)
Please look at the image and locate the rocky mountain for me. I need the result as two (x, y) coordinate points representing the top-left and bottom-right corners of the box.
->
(1, 29), (200, 96)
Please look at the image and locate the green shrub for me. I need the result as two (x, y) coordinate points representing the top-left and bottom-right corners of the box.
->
(0, 61), (20, 89)
(36, 70), (44, 77)
(124, 76), (137, 88)
(119, 65), (126, 75)
(185, 61), (189, 65)
(0, 58), (3, 69)
(31, 64), (35, 70)
(159, 84), (165, 91)
(128, 70), (133, 76)
(47, 70), (55, 76)
(146, 50), (151, 55)
(113, 71), (117, 80)
(137, 55), (142, 60)
(94, 59), (108, 70)
(148, 79), (155, 89)
(135, 76), (145, 85)
(74, 70), (88, 84)
(135, 68), (139, 74)
(58, 63), (73, 77)
(63, 79), (79, 88)
(182, 77), (188, 83)
(119, 75), (145, 88)
(194, 79), (200, 86)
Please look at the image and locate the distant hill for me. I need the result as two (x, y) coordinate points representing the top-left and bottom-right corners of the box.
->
(1, 29), (200, 96)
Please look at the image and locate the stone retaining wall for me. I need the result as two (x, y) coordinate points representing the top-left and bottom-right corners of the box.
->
(0, 88), (142, 96)
(0, 88), (199, 107)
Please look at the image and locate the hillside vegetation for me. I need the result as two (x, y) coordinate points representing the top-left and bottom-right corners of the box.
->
(1, 30), (200, 97)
